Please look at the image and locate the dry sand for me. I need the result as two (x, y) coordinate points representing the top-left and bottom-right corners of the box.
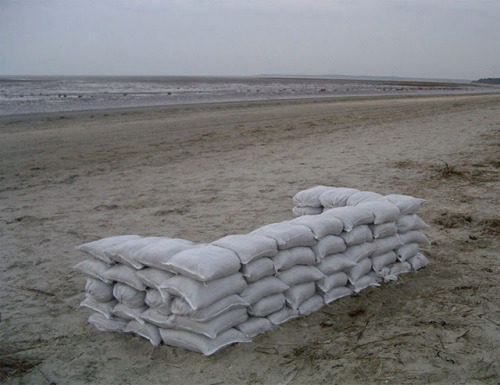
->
(1, 93), (499, 384)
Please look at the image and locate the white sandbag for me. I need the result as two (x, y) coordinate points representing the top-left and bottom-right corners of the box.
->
(322, 206), (374, 232)
(112, 303), (148, 323)
(267, 306), (300, 325)
(292, 206), (323, 217)
(372, 235), (404, 257)
(125, 320), (162, 346)
(321, 286), (353, 304)
(272, 247), (315, 271)
(171, 294), (249, 322)
(145, 289), (172, 315)
(136, 267), (175, 292)
(293, 185), (332, 207)
(159, 328), (251, 356)
(80, 295), (117, 319)
(88, 313), (128, 333)
(290, 214), (344, 238)
(319, 187), (360, 208)
(101, 264), (147, 291)
(160, 273), (247, 310)
(377, 266), (393, 280)
(390, 261), (413, 276)
(248, 293), (285, 317)
(312, 235), (347, 262)
(132, 238), (198, 270)
(250, 222), (316, 249)
(368, 271), (384, 284)
(316, 271), (349, 293)
(383, 194), (427, 215)
(343, 242), (377, 263)
(167, 308), (248, 339)
(113, 283), (146, 308)
(316, 253), (357, 275)
(349, 273), (380, 293)
(340, 225), (373, 246)
(85, 278), (114, 303)
(105, 237), (167, 269)
(397, 230), (430, 245)
(164, 245), (241, 282)
(212, 234), (278, 264)
(277, 265), (324, 287)
(396, 214), (430, 233)
(284, 282), (316, 310)
(379, 261), (413, 282)
(395, 243), (420, 261)
(346, 191), (383, 206)
(408, 253), (430, 271)
(298, 294), (324, 316)
(240, 276), (289, 305)
(356, 200), (401, 225)
(140, 308), (172, 328)
(77, 235), (141, 264)
(369, 222), (398, 239)
(73, 259), (114, 284)
(347, 257), (372, 283)
(371, 251), (398, 272)
(236, 317), (274, 338)
(241, 258), (275, 282)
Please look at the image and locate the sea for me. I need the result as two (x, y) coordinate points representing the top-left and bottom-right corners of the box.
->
(0, 76), (491, 116)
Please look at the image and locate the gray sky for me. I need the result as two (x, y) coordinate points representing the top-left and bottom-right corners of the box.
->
(1, 0), (499, 79)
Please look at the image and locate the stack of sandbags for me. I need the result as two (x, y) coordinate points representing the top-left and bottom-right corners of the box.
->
(248, 222), (324, 324)
(157, 244), (252, 354)
(288, 213), (353, 304)
(211, 234), (280, 337)
(74, 236), (253, 355)
(384, 194), (430, 277)
(74, 187), (430, 355)
(292, 187), (431, 283)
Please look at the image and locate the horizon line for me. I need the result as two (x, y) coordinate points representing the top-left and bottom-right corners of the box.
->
(0, 73), (478, 83)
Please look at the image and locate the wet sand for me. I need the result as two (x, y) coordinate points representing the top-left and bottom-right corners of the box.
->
(1, 93), (499, 384)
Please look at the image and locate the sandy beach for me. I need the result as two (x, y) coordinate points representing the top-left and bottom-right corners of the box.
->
(1, 93), (499, 384)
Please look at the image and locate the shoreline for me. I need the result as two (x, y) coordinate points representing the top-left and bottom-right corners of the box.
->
(1, 90), (499, 124)
(1, 73), (497, 119)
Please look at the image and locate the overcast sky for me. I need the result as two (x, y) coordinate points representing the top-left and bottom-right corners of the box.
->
(1, 0), (499, 79)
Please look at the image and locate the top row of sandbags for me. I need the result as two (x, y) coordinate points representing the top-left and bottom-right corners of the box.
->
(292, 185), (427, 217)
